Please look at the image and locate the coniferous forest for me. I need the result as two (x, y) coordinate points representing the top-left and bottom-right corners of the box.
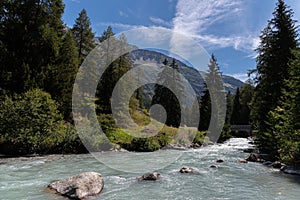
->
(0, 0), (299, 168)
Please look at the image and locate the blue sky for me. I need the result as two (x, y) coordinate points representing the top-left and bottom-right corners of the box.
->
(62, 0), (300, 81)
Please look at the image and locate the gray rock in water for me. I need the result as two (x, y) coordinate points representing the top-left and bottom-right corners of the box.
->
(48, 172), (104, 199)
(270, 161), (285, 169)
(138, 172), (160, 181)
(179, 167), (197, 173)
(280, 166), (300, 175)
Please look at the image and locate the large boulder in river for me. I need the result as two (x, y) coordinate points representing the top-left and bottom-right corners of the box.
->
(48, 172), (104, 199)
(138, 172), (160, 181)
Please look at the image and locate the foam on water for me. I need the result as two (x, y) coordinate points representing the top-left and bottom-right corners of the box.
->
(0, 138), (300, 200)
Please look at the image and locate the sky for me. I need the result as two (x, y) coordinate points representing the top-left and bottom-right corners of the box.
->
(62, 0), (300, 82)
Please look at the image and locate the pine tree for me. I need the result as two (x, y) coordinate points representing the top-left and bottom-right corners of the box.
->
(250, 0), (298, 156)
(98, 26), (114, 43)
(72, 9), (95, 65)
(239, 84), (254, 125)
(152, 59), (183, 127)
(198, 85), (211, 131)
(278, 49), (300, 165)
(231, 88), (241, 125)
(205, 54), (226, 142)
(45, 30), (79, 118)
(96, 29), (133, 115)
(218, 91), (233, 142)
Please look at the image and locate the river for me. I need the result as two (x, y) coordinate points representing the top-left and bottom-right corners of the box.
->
(0, 138), (299, 200)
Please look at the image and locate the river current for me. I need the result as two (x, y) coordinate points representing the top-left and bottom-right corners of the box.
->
(0, 138), (299, 200)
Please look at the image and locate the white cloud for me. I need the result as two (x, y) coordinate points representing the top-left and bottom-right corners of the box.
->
(149, 17), (172, 27)
(98, 22), (143, 31)
(172, 0), (259, 53)
(67, 0), (80, 3)
(119, 11), (129, 18)
(229, 73), (249, 82)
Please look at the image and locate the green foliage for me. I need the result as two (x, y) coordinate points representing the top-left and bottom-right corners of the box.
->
(193, 131), (207, 145)
(279, 130), (300, 166)
(251, 0), (298, 130)
(0, 89), (85, 154)
(250, 0), (298, 158)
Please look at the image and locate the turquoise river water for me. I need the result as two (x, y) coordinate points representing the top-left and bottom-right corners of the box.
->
(0, 138), (299, 200)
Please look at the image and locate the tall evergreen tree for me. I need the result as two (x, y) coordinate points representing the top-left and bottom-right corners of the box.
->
(239, 84), (254, 125)
(231, 88), (241, 125)
(152, 59), (183, 127)
(98, 26), (114, 43)
(205, 54), (226, 142)
(198, 85), (211, 131)
(72, 9), (95, 65)
(96, 29), (133, 115)
(250, 0), (298, 156)
(45, 30), (79, 118)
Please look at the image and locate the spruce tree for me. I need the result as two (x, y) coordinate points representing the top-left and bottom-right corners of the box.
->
(239, 84), (254, 125)
(250, 0), (298, 156)
(152, 59), (183, 127)
(205, 54), (226, 142)
(198, 85), (211, 131)
(231, 88), (241, 125)
(72, 9), (95, 65)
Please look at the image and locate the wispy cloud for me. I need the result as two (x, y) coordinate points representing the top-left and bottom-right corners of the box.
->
(67, 0), (80, 3)
(119, 11), (129, 18)
(229, 73), (249, 82)
(97, 22), (144, 31)
(149, 17), (172, 27)
(172, 0), (259, 53)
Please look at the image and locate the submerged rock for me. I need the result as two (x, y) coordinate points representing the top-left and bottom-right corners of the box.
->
(138, 172), (160, 181)
(179, 167), (197, 173)
(262, 161), (273, 166)
(209, 165), (218, 168)
(48, 172), (104, 199)
(216, 159), (224, 163)
(271, 161), (285, 169)
(280, 166), (300, 175)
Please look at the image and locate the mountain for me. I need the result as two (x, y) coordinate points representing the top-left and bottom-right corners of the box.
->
(129, 49), (244, 98)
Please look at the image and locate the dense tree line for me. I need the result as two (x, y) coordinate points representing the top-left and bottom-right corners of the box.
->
(0, 0), (97, 154)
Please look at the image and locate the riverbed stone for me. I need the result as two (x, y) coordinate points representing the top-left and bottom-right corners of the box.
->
(270, 161), (285, 169)
(48, 172), (104, 199)
(138, 172), (160, 181)
(280, 166), (300, 175)
(179, 167), (197, 173)
(245, 153), (264, 162)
